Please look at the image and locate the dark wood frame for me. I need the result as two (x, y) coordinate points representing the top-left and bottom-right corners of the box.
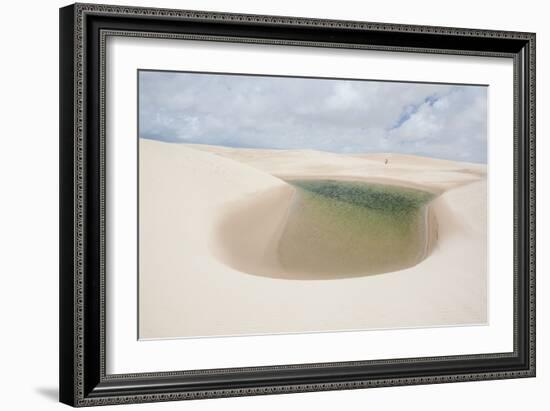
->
(60, 3), (536, 407)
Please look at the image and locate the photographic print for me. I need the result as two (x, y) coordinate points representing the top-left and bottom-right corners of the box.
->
(60, 6), (535, 404)
(138, 70), (488, 340)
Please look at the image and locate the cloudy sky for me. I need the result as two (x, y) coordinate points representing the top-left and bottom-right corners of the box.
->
(139, 70), (487, 163)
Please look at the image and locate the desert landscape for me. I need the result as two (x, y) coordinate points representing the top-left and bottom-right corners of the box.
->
(138, 138), (487, 339)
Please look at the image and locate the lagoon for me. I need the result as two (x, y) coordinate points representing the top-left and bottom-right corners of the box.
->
(278, 179), (436, 278)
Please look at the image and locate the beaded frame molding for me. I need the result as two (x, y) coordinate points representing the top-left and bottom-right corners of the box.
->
(59, 3), (536, 407)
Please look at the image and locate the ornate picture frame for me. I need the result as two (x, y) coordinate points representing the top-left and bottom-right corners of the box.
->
(59, 3), (535, 406)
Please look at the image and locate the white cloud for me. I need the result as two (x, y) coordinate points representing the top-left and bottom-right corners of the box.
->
(139, 71), (487, 163)
(387, 88), (487, 161)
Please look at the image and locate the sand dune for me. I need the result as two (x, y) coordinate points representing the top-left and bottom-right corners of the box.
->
(187, 143), (486, 192)
(139, 139), (487, 339)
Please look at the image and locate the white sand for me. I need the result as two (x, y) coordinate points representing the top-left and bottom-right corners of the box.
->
(139, 139), (487, 339)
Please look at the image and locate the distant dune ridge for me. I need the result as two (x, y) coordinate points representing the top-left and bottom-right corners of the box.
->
(139, 139), (487, 339)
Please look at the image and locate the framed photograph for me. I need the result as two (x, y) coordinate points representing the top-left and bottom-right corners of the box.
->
(59, 3), (536, 406)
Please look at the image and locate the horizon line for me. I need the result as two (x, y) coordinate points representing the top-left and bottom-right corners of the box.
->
(140, 136), (488, 165)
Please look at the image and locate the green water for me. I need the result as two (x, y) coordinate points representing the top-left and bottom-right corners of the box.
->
(278, 180), (436, 278)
